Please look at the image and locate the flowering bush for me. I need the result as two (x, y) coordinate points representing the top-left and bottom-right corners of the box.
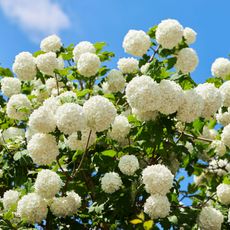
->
(0, 18), (230, 229)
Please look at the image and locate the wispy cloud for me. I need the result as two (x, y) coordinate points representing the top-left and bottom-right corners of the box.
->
(0, 0), (70, 42)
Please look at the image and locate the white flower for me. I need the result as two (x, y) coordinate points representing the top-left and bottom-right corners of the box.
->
(27, 133), (59, 165)
(183, 27), (197, 45)
(219, 81), (230, 107)
(2, 190), (20, 210)
(1, 77), (21, 97)
(101, 82), (111, 94)
(140, 63), (150, 74)
(175, 48), (199, 73)
(156, 19), (183, 49)
(25, 127), (36, 142)
(177, 89), (203, 123)
(31, 86), (49, 102)
(198, 207), (224, 230)
(118, 155), (139, 176)
(132, 109), (158, 122)
(40, 34), (62, 52)
(216, 108), (230, 126)
(195, 83), (222, 118)
(125, 75), (160, 112)
(202, 126), (218, 140)
(66, 129), (97, 151)
(101, 172), (122, 194)
(109, 115), (131, 142)
(36, 52), (58, 75)
(117, 57), (139, 73)
(158, 79), (183, 115)
(66, 191), (82, 210)
(43, 96), (60, 114)
(57, 91), (77, 104)
(73, 41), (96, 62)
(210, 140), (226, 157)
(77, 52), (100, 77)
(17, 193), (48, 224)
(142, 164), (174, 195)
(144, 194), (170, 219)
(12, 52), (37, 81)
(83, 96), (117, 132)
(122, 30), (151, 56)
(0, 127), (25, 144)
(216, 183), (230, 205)
(6, 94), (31, 120)
(28, 106), (56, 133)
(106, 69), (126, 93)
(221, 124), (230, 148)
(56, 103), (86, 135)
(34, 169), (62, 199)
(211, 58), (230, 80)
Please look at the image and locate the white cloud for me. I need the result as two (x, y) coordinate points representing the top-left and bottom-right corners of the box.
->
(0, 0), (70, 41)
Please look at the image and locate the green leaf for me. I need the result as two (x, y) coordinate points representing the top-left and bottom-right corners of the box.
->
(137, 212), (145, 221)
(147, 25), (157, 38)
(0, 67), (13, 77)
(101, 150), (116, 157)
(76, 89), (91, 97)
(143, 220), (153, 230)
(130, 219), (142, 224)
(94, 42), (107, 53)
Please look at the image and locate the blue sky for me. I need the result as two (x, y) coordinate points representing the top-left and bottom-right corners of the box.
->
(0, 0), (230, 83)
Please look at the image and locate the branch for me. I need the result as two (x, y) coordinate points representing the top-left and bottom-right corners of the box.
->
(148, 45), (159, 63)
(54, 73), (60, 95)
(176, 130), (213, 143)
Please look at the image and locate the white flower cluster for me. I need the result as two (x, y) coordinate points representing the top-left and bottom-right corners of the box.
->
(83, 95), (117, 132)
(211, 58), (230, 80)
(156, 19), (183, 49)
(27, 133), (59, 165)
(216, 108), (230, 126)
(101, 172), (122, 194)
(210, 140), (226, 157)
(221, 124), (230, 148)
(144, 194), (170, 219)
(6, 94), (31, 120)
(132, 109), (158, 122)
(202, 126), (218, 140)
(216, 183), (230, 205)
(117, 57), (139, 73)
(122, 29), (151, 56)
(0, 127), (25, 144)
(50, 191), (81, 217)
(183, 27), (197, 45)
(109, 115), (131, 142)
(175, 48), (199, 74)
(219, 81), (230, 107)
(34, 169), (63, 199)
(1, 77), (21, 98)
(77, 53), (101, 77)
(2, 190), (20, 210)
(73, 41), (96, 62)
(208, 158), (230, 176)
(198, 206), (224, 230)
(56, 103), (86, 135)
(40, 34), (62, 52)
(118, 155), (139, 176)
(17, 193), (48, 224)
(12, 52), (37, 81)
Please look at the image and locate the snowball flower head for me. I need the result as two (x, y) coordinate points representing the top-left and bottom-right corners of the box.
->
(28, 106), (56, 133)
(12, 52), (37, 81)
(125, 75), (160, 112)
(118, 155), (139, 176)
(73, 41), (96, 62)
(6, 94), (31, 120)
(40, 34), (62, 52)
(66, 129), (97, 151)
(158, 79), (183, 115)
(140, 63), (150, 74)
(34, 169), (62, 199)
(17, 193), (48, 224)
(122, 29), (151, 56)
(175, 48), (199, 73)
(216, 108), (230, 126)
(66, 191), (82, 210)
(27, 133), (59, 165)
(142, 164), (174, 195)
(43, 96), (60, 114)
(132, 109), (158, 122)
(156, 19), (183, 49)
(83, 95), (117, 132)
(2, 190), (20, 210)
(109, 115), (131, 142)
(77, 52), (100, 77)
(219, 81), (230, 107)
(1, 77), (21, 98)
(144, 194), (170, 219)
(221, 124), (230, 148)
(0, 127), (25, 144)
(36, 52), (58, 75)
(106, 69), (126, 93)
(198, 207), (224, 230)
(216, 183), (230, 205)
(195, 83), (222, 118)
(183, 27), (197, 45)
(210, 140), (226, 157)
(177, 89), (203, 123)
(117, 57), (139, 73)
(101, 172), (122, 194)
(211, 58), (230, 80)
(56, 103), (86, 135)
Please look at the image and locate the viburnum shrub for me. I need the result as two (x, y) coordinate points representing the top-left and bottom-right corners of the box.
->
(1, 19), (230, 229)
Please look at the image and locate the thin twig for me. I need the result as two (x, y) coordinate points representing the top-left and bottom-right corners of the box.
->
(148, 45), (160, 63)
(54, 73), (60, 95)
(176, 130), (213, 143)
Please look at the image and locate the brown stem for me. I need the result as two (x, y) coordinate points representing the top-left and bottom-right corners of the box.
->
(176, 130), (213, 143)
(148, 45), (160, 63)
(54, 73), (60, 95)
